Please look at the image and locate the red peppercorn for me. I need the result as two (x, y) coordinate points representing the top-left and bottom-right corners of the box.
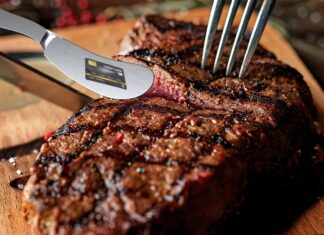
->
(179, 97), (186, 103)
(171, 115), (181, 120)
(212, 145), (226, 161)
(167, 35), (178, 45)
(198, 171), (213, 180)
(114, 133), (124, 144)
(44, 132), (53, 141)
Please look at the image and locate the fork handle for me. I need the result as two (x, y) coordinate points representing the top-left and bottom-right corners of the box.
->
(0, 9), (47, 44)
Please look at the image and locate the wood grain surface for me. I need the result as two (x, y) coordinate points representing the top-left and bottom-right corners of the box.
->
(0, 7), (323, 235)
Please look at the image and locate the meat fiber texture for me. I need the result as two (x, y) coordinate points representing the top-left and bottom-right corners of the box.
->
(23, 15), (316, 235)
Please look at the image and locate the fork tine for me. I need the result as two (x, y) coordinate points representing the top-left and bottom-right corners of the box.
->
(201, 0), (225, 69)
(213, 0), (240, 73)
(226, 0), (257, 76)
(239, 0), (276, 77)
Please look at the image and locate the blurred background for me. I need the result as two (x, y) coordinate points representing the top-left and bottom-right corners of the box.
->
(0, 0), (323, 87)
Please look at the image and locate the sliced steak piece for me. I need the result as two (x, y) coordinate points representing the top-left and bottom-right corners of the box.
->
(23, 15), (316, 235)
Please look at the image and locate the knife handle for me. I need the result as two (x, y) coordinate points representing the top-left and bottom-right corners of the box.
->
(0, 9), (47, 44)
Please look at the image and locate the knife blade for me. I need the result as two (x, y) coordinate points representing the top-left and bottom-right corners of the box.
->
(0, 9), (154, 100)
(0, 52), (92, 111)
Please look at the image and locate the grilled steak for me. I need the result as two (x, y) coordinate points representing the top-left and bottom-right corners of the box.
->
(23, 15), (315, 235)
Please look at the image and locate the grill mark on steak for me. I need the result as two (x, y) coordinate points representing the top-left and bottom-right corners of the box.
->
(191, 84), (289, 110)
(105, 104), (188, 136)
(34, 130), (96, 168)
(70, 158), (129, 232)
(50, 104), (229, 176)
(56, 97), (192, 136)
(81, 102), (274, 154)
(35, 101), (137, 173)
(82, 103), (234, 164)
(53, 101), (131, 138)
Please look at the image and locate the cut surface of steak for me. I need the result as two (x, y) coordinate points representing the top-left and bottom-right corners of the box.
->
(23, 15), (316, 235)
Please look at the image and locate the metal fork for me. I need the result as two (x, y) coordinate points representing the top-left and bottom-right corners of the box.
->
(201, 0), (276, 77)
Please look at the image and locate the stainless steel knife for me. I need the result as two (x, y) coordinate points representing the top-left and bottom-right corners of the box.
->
(0, 9), (154, 99)
(0, 52), (92, 111)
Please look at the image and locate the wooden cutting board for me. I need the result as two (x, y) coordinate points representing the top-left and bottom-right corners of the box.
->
(0, 7), (323, 235)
